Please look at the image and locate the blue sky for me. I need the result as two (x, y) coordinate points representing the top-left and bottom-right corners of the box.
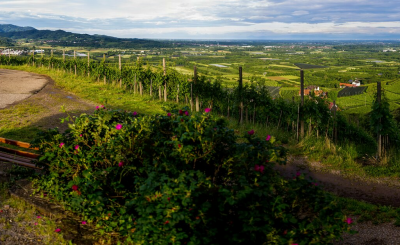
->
(0, 0), (399, 39)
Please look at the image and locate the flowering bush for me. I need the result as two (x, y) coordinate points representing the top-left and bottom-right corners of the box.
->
(32, 107), (350, 244)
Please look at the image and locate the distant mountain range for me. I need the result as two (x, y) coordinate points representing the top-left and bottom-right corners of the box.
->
(0, 24), (36, 33)
(0, 24), (169, 49)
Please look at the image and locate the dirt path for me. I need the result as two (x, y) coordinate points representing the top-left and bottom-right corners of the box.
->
(275, 156), (400, 208)
(0, 69), (49, 109)
(275, 156), (400, 244)
(0, 69), (97, 132)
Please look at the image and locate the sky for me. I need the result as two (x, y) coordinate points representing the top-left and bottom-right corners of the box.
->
(0, 0), (400, 40)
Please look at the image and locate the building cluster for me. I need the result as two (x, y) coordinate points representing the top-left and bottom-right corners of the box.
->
(299, 85), (327, 97)
(340, 79), (361, 88)
(383, 49), (397, 52)
(0, 49), (26, 56)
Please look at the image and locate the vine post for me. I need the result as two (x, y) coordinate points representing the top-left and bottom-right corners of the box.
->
(40, 49), (43, 68)
(63, 50), (65, 62)
(134, 74), (138, 94)
(190, 82), (193, 111)
(74, 50), (77, 76)
(300, 69), (304, 138)
(32, 49), (35, 66)
(87, 52), (90, 77)
(176, 84), (179, 103)
(239, 66), (243, 124)
(103, 54), (106, 85)
(297, 104), (300, 141)
(227, 97), (230, 118)
(333, 100), (337, 144)
(119, 54), (122, 88)
(194, 66), (199, 112)
(150, 79), (153, 97)
(377, 81), (382, 159)
(163, 58), (167, 102)
(51, 50), (53, 69)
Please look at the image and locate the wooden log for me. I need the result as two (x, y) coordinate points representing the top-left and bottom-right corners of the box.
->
(0, 137), (39, 150)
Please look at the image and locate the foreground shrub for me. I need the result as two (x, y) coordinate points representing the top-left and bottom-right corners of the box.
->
(32, 107), (350, 244)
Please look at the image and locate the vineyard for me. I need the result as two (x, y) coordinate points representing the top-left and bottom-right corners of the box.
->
(338, 86), (367, 97)
(0, 54), (396, 151)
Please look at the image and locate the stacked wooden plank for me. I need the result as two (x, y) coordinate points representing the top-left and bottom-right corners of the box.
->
(0, 137), (41, 169)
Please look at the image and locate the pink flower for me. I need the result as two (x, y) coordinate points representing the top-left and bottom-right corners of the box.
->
(167, 197), (171, 202)
(116, 124), (122, 130)
(167, 112), (171, 117)
(118, 161), (124, 167)
(101, 105), (105, 108)
(204, 108), (211, 113)
(312, 182), (318, 186)
(248, 129), (255, 135)
(59, 142), (64, 148)
(37, 216), (41, 219)
(266, 135), (271, 141)
(74, 145), (79, 150)
(81, 221), (87, 225)
(178, 144), (181, 148)
(296, 171), (301, 177)
(164, 220), (170, 225)
(79, 134), (82, 137)
(96, 106), (99, 110)
(55, 228), (61, 233)
(184, 111), (189, 116)
(133, 111), (138, 116)
(346, 217), (352, 224)
(179, 110), (183, 115)
(34, 222), (38, 225)
(254, 165), (265, 173)
(292, 244), (298, 245)
(72, 185), (78, 191)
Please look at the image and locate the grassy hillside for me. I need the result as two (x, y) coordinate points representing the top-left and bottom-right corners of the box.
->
(0, 29), (170, 49)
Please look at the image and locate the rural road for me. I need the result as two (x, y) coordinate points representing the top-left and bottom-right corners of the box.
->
(0, 69), (49, 109)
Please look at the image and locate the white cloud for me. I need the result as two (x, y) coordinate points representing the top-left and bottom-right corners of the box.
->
(292, 11), (309, 16)
(0, 0), (400, 39)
